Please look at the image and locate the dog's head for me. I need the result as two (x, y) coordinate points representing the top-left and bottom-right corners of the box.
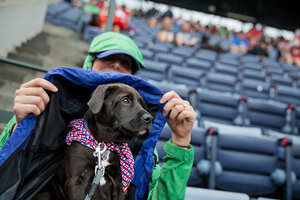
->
(85, 83), (153, 143)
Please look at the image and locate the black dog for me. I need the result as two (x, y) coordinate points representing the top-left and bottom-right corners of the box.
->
(62, 83), (153, 200)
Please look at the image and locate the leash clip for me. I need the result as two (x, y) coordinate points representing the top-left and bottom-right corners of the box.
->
(93, 142), (107, 175)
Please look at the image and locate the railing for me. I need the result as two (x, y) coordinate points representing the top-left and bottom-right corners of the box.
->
(0, 57), (49, 123)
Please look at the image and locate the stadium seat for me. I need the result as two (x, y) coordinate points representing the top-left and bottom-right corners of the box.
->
(242, 61), (262, 71)
(240, 54), (260, 64)
(140, 59), (169, 81)
(155, 52), (184, 66)
(243, 69), (266, 82)
(140, 49), (154, 60)
(247, 98), (287, 131)
(131, 35), (153, 45)
(157, 126), (207, 187)
(271, 75), (292, 87)
(83, 26), (103, 43)
(205, 73), (236, 93)
(186, 58), (212, 72)
(241, 79), (269, 99)
(196, 89), (240, 125)
(262, 59), (281, 68)
(218, 53), (240, 67)
(148, 80), (192, 102)
(211, 133), (282, 196)
(188, 127), (207, 187)
(45, 2), (72, 25)
(291, 142), (300, 199)
(148, 42), (170, 54)
(195, 49), (218, 62)
(58, 8), (85, 31)
(276, 85), (300, 106)
(185, 187), (250, 200)
(266, 67), (284, 76)
(214, 62), (239, 77)
(296, 107), (300, 132)
(168, 65), (203, 87)
(172, 46), (195, 58)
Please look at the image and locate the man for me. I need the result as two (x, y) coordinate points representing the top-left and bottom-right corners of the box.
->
(0, 32), (196, 199)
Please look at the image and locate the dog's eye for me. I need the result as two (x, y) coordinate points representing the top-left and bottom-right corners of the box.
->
(121, 97), (130, 104)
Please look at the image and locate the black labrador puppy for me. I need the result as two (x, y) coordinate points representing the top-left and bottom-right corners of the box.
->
(64, 83), (153, 200)
(34, 83), (153, 200)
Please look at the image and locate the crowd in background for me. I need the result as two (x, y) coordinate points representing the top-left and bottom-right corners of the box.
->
(77, 0), (300, 67)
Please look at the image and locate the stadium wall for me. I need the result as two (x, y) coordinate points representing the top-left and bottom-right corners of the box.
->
(0, 0), (47, 57)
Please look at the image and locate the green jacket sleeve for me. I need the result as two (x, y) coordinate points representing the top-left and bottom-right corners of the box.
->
(148, 140), (194, 200)
(0, 116), (16, 150)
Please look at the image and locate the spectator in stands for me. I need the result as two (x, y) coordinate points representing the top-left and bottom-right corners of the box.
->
(145, 7), (160, 28)
(247, 39), (269, 58)
(88, 14), (100, 27)
(218, 26), (229, 39)
(230, 31), (249, 54)
(156, 17), (174, 43)
(175, 21), (198, 46)
(161, 5), (173, 19)
(83, 0), (100, 15)
(0, 32), (196, 199)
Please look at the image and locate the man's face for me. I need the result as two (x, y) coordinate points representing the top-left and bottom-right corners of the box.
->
(92, 54), (133, 74)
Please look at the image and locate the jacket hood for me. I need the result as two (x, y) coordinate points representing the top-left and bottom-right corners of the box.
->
(82, 32), (145, 72)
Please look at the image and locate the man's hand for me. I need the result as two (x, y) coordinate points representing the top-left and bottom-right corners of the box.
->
(160, 91), (197, 147)
(13, 78), (58, 125)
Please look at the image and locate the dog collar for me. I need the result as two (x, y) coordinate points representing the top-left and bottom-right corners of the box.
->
(66, 118), (134, 192)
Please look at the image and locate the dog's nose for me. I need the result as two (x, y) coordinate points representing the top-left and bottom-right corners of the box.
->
(142, 113), (153, 123)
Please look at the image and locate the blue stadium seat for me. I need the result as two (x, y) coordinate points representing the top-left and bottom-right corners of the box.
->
(266, 67), (284, 76)
(45, 2), (72, 25)
(247, 98), (287, 131)
(140, 49), (154, 60)
(155, 52), (184, 66)
(296, 107), (300, 132)
(243, 69), (265, 82)
(196, 89), (240, 125)
(185, 187), (250, 200)
(242, 62), (262, 71)
(214, 62), (239, 77)
(188, 127), (207, 187)
(172, 46), (195, 58)
(140, 59), (169, 81)
(271, 75), (292, 87)
(149, 80), (191, 101)
(131, 35), (153, 45)
(292, 142), (300, 199)
(148, 43), (170, 54)
(205, 73), (236, 93)
(186, 58), (212, 72)
(169, 65), (203, 87)
(262, 59), (281, 68)
(58, 8), (83, 31)
(213, 134), (281, 196)
(218, 53), (240, 67)
(195, 49), (218, 62)
(276, 86), (300, 106)
(83, 26), (103, 43)
(241, 79), (269, 99)
(157, 126), (207, 187)
(240, 54), (260, 64)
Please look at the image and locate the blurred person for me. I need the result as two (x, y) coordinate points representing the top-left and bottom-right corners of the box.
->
(230, 31), (249, 54)
(175, 21), (198, 46)
(218, 26), (229, 39)
(0, 32), (196, 200)
(247, 39), (268, 58)
(83, 0), (100, 15)
(156, 17), (174, 43)
(247, 23), (263, 40)
(145, 7), (159, 28)
(161, 5), (173, 19)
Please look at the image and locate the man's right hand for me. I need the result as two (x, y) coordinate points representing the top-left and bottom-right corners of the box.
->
(13, 78), (58, 125)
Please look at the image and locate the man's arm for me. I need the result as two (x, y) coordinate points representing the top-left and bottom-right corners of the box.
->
(148, 142), (194, 200)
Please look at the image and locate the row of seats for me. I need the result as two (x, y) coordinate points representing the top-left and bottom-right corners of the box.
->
(148, 80), (300, 135)
(141, 61), (300, 107)
(157, 125), (300, 199)
(46, 2), (91, 31)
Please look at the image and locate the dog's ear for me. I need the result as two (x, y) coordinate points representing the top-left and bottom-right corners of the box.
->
(87, 84), (112, 114)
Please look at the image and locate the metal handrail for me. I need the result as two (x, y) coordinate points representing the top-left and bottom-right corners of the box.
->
(0, 57), (49, 73)
(0, 57), (48, 122)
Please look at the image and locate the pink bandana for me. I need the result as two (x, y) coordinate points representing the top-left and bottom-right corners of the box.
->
(65, 118), (134, 193)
